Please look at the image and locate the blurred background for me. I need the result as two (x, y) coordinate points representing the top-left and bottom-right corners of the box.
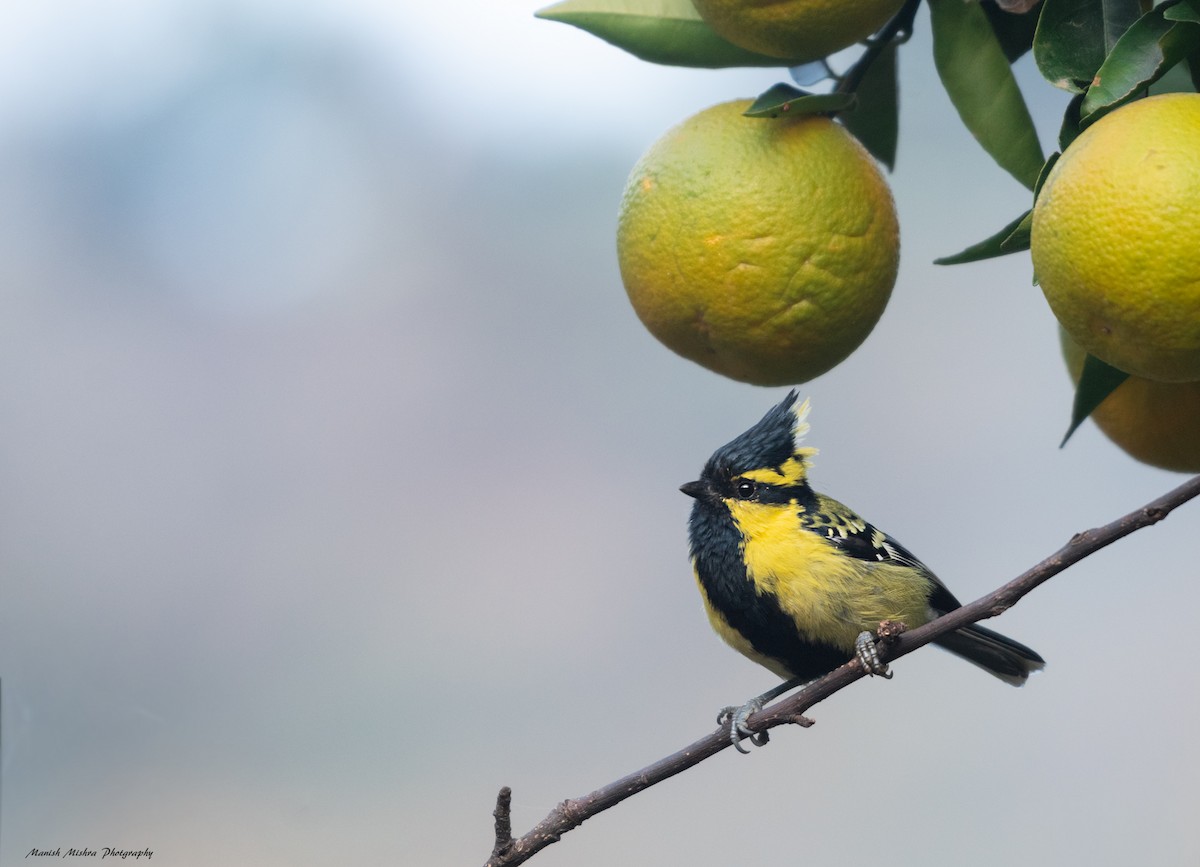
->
(1, 1), (1197, 864)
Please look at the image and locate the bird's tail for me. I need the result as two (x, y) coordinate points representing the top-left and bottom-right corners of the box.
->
(934, 623), (1045, 686)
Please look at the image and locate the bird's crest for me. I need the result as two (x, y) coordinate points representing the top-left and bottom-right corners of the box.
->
(708, 390), (818, 484)
(791, 394), (813, 449)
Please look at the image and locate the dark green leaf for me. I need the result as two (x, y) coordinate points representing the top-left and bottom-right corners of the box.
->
(983, 0), (1043, 63)
(1057, 92), (1086, 150)
(1148, 50), (1200, 93)
(1033, 150), (1060, 198)
(1189, 36), (1200, 91)
(934, 209), (1031, 265)
(840, 41), (899, 169)
(1061, 353), (1130, 446)
(1164, 1), (1200, 23)
(1034, 0), (1140, 92)
(1149, 2), (1200, 95)
(1030, 155), (1048, 280)
(1081, 6), (1200, 122)
(1184, 2), (1200, 91)
(1002, 208), (1034, 251)
(743, 85), (856, 118)
(535, 0), (798, 68)
(929, 0), (1045, 189)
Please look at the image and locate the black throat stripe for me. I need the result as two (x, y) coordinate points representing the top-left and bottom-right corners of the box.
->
(688, 497), (851, 682)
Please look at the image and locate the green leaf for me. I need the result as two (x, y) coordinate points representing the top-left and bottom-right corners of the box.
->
(1033, 150), (1060, 198)
(1034, 0), (1141, 92)
(983, 0), (1044, 63)
(1148, 47), (1200, 93)
(1167, 0), (1200, 90)
(534, 0), (797, 68)
(1056, 92), (1086, 150)
(1165, 0), (1200, 24)
(743, 85), (856, 118)
(1061, 353), (1130, 446)
(1080, 5), (1200, 122)
(934, 209), (1031, 265)
(839, 40), (899, 170)
(929, 0), (1045, 189)
(1189, 35), (1200, 92)
(1002, 208), (1034, 250)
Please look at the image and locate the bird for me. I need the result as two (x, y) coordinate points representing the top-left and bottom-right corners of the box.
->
(680, 391), (1044, 752)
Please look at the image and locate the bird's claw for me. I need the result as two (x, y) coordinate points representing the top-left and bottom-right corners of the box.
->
(855, 630), (892, 678)
(718, 700), (770, 753)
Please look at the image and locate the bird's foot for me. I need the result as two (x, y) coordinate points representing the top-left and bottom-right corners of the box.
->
(717, 700), (770, 753)
(855, 630), (893, 678)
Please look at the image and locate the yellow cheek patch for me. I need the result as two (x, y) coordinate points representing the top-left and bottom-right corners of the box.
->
(740, 449), (818, 486)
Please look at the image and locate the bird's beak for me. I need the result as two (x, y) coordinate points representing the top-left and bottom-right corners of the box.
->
(679, 480), (705, 499)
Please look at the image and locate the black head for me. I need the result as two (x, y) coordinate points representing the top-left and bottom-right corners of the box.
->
(680, 390), (816, 506)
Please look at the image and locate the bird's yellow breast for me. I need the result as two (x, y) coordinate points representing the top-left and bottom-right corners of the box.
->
(725, 498), (934, 653)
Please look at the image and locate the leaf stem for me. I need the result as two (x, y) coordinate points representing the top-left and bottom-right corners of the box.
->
(836, 0), (921, 95)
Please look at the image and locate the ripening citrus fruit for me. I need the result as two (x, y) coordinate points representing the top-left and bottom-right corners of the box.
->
(1032, 93), (1200, 383)
(617, 100), (899, 386)
(691, 0), (905, 61)
(1060, 328), (1200, 472)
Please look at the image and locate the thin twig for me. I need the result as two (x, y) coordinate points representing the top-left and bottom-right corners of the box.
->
(835, 0), (921, 96)
(483, 474), (1200, 867)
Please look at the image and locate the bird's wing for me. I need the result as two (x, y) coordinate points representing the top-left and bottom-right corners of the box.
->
(802, 493), (963, 613)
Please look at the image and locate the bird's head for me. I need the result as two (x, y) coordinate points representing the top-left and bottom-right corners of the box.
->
(681, 390), (817, 508)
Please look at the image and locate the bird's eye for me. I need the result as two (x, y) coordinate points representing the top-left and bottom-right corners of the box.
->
(734, 479), (756, 500)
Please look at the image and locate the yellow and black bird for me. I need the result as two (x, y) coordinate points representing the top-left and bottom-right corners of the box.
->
(681, 391), (1044, 751)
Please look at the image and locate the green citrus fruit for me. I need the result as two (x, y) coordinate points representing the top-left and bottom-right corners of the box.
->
(1033, 93), (1200, 383)
(1061, 328), (1200, 472)
(691, 0), (905, 61)
(616, 100), (899, 386)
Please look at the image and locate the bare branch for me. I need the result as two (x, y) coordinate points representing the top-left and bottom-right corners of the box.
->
(482, 474), (1200, 867)
(491, 787), (513, 860)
